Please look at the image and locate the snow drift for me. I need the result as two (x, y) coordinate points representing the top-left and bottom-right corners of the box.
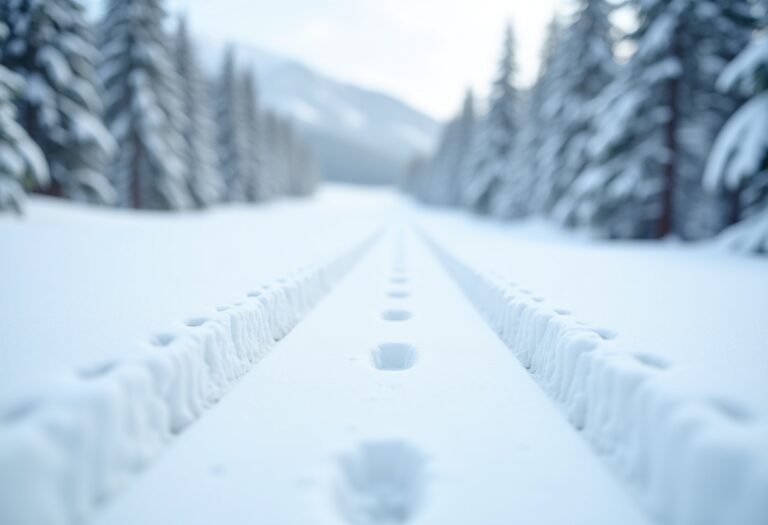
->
(422, 230), (768, 525)
(0, 232), (379, 525)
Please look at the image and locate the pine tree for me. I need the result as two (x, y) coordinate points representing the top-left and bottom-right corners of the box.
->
(560, 0), (755, 239)
(521, 16), (564, 215)
(175, 17), (223, 207)
(292, 144), (319, 196)
(0, 22), (49, 212)
(672, 0), (757, 239)
(0, 0), (116, 203)
(414, 89), (475, 206)
(238, 66), (261, 202)
(258, 110), (278, 200)
(449, 90), (477, 206)
(273, 117), (292, 197)
(100, 0), (191, 209)
(462, 23), (519, 213)
(217, 47), (250, 202)
(704, 33), (768, 253)
(536, 0), (616, 219)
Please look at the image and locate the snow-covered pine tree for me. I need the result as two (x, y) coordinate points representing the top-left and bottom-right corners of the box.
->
(0, 22), (49, 212)
(401, 154), (428, 195)
(100, 0), (191, 209)
(535, 0), (616, 220)
(293, 144), (319, 196)
(521, 16), (564, 216)
(672, 0), (757, 240)
(560, 0), (755, 239)
(704, 32), (768, 253)
(417, 89), (476, 206)
(217, 47), (250, 202)
(462, 23), (519, 214)
(257, 110), (278, 200)
(273, 116), (293, 197)
(0, 0), (116, 203)
(175, 17), (223, 207)
(238, 66), (261, 202)
(448, 90), (477, 206)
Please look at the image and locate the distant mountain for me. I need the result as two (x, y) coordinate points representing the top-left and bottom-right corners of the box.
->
(199, 41), (440, 185)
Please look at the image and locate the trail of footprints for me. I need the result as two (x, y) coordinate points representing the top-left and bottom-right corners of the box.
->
(333, 235), (636, 524)
(335, 235), (427, 525)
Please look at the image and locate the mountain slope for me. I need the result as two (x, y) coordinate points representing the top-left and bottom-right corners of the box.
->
(200, 41), (440, 185)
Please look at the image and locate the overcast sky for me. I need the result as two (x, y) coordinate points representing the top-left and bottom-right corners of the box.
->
(87, 0), (563, 120)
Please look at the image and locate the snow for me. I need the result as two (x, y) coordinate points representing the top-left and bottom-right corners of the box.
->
(88, 224), (650, 525)
(0, 187), (388, 406)
(337, 105), (365, 129)
(415, 205), (768, 525)
(1, 186), (767, 525)
(704, 93), (768, 191)
(288, 98), (322, 124)
(718, 34), (768, 96)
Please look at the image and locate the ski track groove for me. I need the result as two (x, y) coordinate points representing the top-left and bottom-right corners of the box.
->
(0, 230), (382, 525)
(418, 226), (768, 525)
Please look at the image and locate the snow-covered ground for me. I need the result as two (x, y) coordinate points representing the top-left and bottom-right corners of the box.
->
(0, 186), (390, 406)
(1, 185), (766, 525)
(417, 208), (768, 417)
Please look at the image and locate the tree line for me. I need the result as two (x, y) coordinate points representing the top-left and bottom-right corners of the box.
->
(406, 0), (768, 253)
(0, 0), (319, 214)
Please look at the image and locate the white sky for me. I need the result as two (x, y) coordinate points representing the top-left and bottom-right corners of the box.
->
(86, 0), (564, 120)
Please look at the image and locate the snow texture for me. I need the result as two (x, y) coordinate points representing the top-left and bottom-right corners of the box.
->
(421, 229), (768, 525)
(0, 231), (379, 525)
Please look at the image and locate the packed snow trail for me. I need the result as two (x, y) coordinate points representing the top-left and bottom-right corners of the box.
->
(91, 227), (650, 525)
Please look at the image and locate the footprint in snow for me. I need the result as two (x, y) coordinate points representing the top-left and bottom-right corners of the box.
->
(335, 441), (427, 524)
(151, 333), (176, 346)
(371, 343), (417, 371)
(382, 310), (412, 322)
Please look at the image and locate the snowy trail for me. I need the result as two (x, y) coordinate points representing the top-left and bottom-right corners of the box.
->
(91, 226), (650, 525)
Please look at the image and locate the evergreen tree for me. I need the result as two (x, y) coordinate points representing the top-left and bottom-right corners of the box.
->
(0, 0), (116, 203)
(535, 0), (616, 219)
(273, 117), (292, 197)
(462, 23), (519, 213)
(414, 89), (475, 206)
(704, 33), (768, 253)
(175, 17), (223, 207)
(217, 47), (250, 201)
(292, 144), (319, 196)
(100, 0), (192, 209)
(449, 90), (477, 206)
(238, 66), (261, 201)
(560, 0), (755, 239)
(258, 110), (278, 200)
(522, 16), (565, 215)
(0, 22), (49, 212)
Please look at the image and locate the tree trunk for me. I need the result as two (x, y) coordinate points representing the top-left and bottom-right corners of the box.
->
(659, 50), (680, 239)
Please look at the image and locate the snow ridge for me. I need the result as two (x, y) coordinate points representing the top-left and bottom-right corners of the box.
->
(0, 231), (380, 525)
(421, 231), (768, 525)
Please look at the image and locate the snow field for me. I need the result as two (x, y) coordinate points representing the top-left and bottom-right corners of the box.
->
(0, 231), (379, 525)
(420, 229), (768, 525)
(90, 226), (649, 525)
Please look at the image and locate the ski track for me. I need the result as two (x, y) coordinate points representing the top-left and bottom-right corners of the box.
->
(88, 226), (650, 525)
(2, 221), (766, 525)
(0, 230), (381, 525)
(418, 227), (768, 525)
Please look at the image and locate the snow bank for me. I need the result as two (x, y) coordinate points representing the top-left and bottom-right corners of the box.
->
(0, 232), (379, 525)
(422, 231), (768, 525)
